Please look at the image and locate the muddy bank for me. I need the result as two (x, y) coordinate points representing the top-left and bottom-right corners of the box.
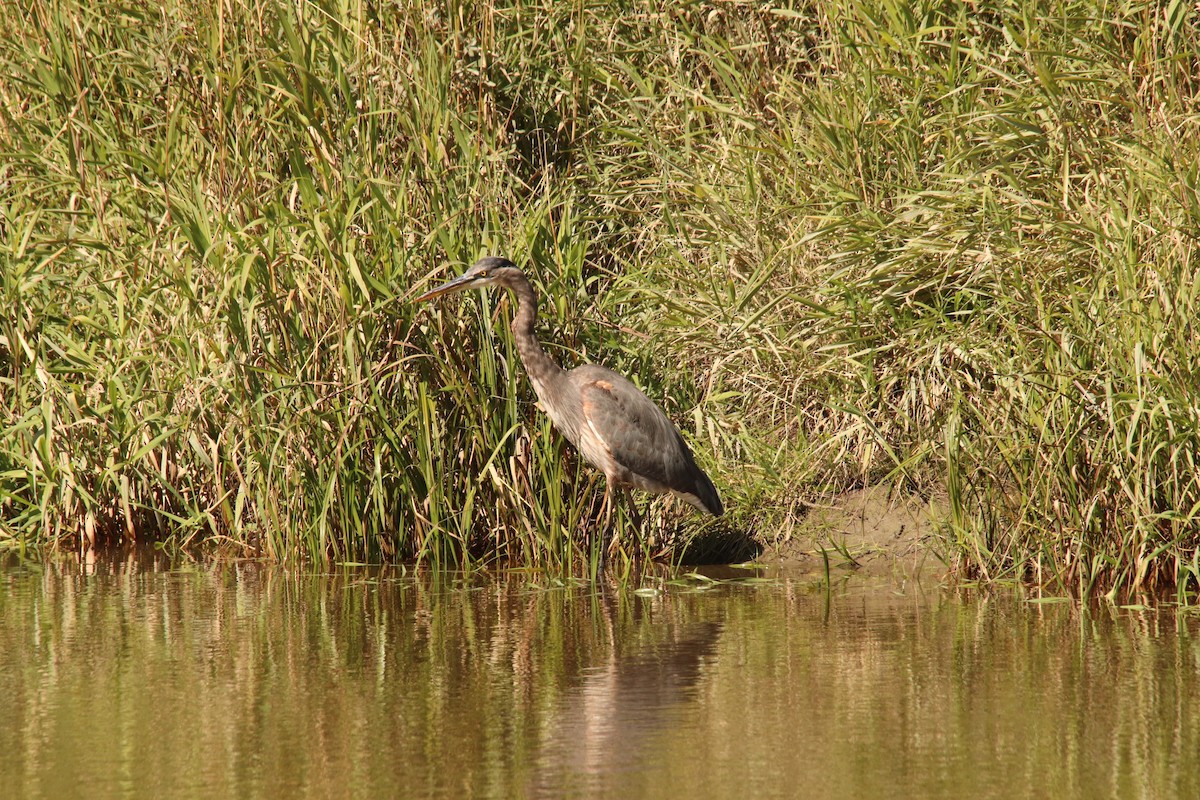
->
(766, 485), (944, 578)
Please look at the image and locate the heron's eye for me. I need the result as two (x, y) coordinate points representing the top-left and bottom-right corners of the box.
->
(478, 270), (489, 278)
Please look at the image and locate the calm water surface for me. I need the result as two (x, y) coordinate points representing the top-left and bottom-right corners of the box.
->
(1, 555), (1197, 799)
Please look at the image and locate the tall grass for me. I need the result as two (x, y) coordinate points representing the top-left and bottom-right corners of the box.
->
(2, 0), (1199, 593)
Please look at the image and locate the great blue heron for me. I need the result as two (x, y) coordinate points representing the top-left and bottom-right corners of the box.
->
(416, 256), (723, 560)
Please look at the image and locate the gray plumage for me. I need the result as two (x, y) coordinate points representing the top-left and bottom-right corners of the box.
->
(416, 256), (723, 517)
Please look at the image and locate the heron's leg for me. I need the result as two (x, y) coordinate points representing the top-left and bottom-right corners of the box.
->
(623, 487), (644, 532)
(617, 487), (655, 560)
(606, 485), (626, 560)
(596, 484), (615, 573)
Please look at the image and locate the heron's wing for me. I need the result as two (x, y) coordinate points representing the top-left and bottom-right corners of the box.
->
(575, 368), (700, 492)
(570, 366), (723, 515)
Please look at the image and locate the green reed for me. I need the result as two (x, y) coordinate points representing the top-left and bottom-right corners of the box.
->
(2, 0), (1199, 593)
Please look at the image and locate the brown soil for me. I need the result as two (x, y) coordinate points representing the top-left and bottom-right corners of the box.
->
(767, 484), (945, 579)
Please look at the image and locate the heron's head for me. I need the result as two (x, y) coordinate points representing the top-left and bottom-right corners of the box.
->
(415, 256), (521, 302)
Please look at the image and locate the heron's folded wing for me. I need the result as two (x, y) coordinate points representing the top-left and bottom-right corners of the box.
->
(577, 373), (698, 493)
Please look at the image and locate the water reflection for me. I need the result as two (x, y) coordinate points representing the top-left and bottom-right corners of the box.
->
(535, 603), (721, 794)
(0, 555), (1197, 799)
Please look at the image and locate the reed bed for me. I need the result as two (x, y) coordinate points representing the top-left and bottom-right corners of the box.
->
(2, 0), (1198, 595)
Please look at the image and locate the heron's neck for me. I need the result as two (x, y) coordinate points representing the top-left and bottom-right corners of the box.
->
(507, 274), (566, 393)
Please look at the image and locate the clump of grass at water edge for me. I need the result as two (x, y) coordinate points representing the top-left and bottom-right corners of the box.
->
(2, 0), (1198, 598)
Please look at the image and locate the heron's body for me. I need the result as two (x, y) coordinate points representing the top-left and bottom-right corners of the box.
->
(538, 364), (721, 514)
(416, 257), (723, 522)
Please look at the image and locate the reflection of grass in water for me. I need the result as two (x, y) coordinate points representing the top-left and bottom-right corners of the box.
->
(2, 1), (1199, 595)
(7, 556), (1199, 798)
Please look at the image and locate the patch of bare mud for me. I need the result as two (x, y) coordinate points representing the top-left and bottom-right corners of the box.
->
(767, 485), (945, 579)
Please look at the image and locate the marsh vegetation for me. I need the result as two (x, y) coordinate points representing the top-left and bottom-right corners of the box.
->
(2, 0), (1199, 595)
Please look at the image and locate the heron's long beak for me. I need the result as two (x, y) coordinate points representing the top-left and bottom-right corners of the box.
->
(414, 273), (475, 303)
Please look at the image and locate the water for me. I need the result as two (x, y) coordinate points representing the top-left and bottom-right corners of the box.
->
(1, 555), (1197, 799)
